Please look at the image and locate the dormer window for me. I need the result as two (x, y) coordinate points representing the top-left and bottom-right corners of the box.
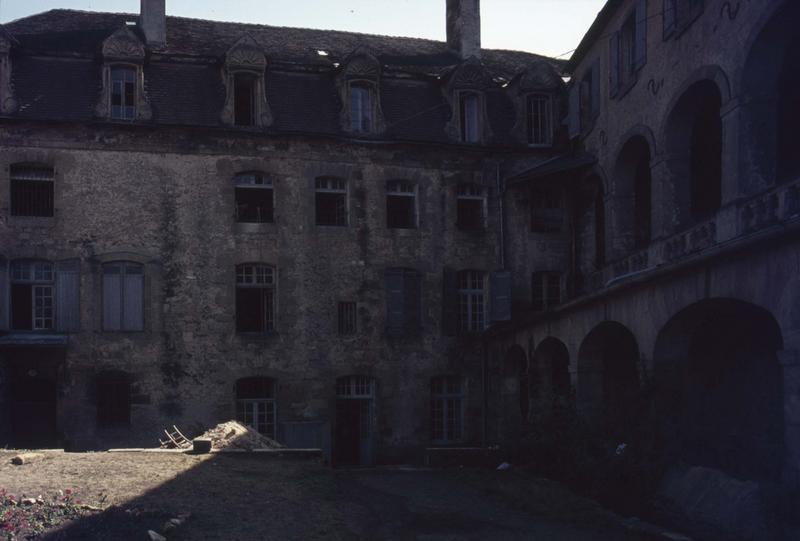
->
(234, 73), (256, 126)
(110, 66), (136, 120)
(460, 92), (481, 143)
(526, 94), (552, 146)
(350, 83), (373, 133)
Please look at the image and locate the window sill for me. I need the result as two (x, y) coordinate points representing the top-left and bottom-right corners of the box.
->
(235, 222), (276, 234)
(237, 332), (279, 343)
(8, 216), (56, 226)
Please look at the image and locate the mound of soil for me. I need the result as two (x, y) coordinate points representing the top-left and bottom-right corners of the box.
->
(197, 421), (283, 451)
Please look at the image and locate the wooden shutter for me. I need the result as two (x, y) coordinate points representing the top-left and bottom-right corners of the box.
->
(385, 268), (405, 337)
(567, 85), (580, 139)
(609, 33), (620, 98)
(490, 270), (512, 322)
(663, 0), (676, 38)
(403, 270), (422, 334)
(123, 265), (144, 331)
(56, 259), (80, 332)
(634, 0), (648, 71)
(103, 264), (122, 331)
(441, 268), (458, 336)
(590, 62), (601, 118)
(0, 257), (7, 331)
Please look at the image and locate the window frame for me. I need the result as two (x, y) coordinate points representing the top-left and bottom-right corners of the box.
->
(110, 64), (137, 121)
(531, 271), (561, 312)
(430, 375), (465, 444)
(10, 164), (55, 218)
(530, 184), (564, 233)
(10, 259), (55, 331)
(235, 263), (276, 334)
(233, 72), (257, 127)
(235, 377), (277, 439)
(338, 301), (358, 335)
(315, 177), (349, 227)
(526, 93), (553, 147)
(349, 81), (374, 134)
(456, 183), (488, 232)
(386, 180), (418, 229)
(102, 261), (145, 332)
(663, 0), (704, 40)
(457, 270), (486, 334)
(234, 171), (274, 224)
(458, 91), (482, 144)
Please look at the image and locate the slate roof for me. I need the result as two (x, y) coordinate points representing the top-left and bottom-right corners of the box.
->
(2, 9), (567, 147)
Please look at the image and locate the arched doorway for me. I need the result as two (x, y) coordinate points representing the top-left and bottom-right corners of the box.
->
(577, 322), (640, 439)
(614, 136), (652, 251)
(654, 299), (784, 481)
(532, 337), (571, 414)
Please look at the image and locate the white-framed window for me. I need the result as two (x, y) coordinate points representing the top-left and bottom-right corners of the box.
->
(10, 164), (54, 217)
(315, 177), (348, 226)
(10, 260), (54, 331)
(456, 183), (487, 231)
(458, 270), (486, 333)
(526, 94), (552, 146)
(236, 263), (275, 333)
(110, 66), (136, 120)
(350, 83), (373, 133)
(234, 172), (273, 223)
(103, 262), (144, 331)
(459, 91), (481, 143)
(431, 375), (464, 443)
(386, 180), (417, 229)
(336, 375), (375, 398)
(235, 377), (276, 438)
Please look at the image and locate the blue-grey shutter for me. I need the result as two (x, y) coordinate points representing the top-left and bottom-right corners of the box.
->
(634, 0), (648, 71)
(385, 268), (405, 337)
(590, 62), (601, 118)
(442, 268), (459, 336)
(123, 266), (144, 331)
(567, 85), (580, 139)
(404, 270), (422, 334)
(609, 33), (620, 98)
(103, 265), (122, 331)
(56, 259), (80, 332)
(0, 257), (7, 331)
(490, 270), (512, 322)
(663, 0), (676, 38)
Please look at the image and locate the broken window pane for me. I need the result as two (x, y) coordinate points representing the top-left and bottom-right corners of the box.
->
(234, 172), (274, 223)
(236, 264), (275, 333)
(386, 180), (416, 229)
(315, 178), (347, 226)
(234, 73), (256, 126)
(110, 66), (136, 120)
(10, 164), (54, 217)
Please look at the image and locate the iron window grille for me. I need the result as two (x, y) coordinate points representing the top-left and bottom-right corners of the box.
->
(431, 376), (464, 443)
(338, 301), (358, 335)
(315, 177), (348, 226)
(235, 264), (275, 333)
(10, 164), (54, 217)
(457, 270), (486, 333)
(526, 94), (553, 146)
(234, 172), (274, 223)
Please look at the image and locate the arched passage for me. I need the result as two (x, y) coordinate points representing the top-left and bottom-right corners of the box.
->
(577, 322), (640, 438)
(665, 80), (723, 225)
(654, 299), (784, 481)
(740, 1), (800, 186)
(532, 337), (571, 413)
(613, 136), (652, 251)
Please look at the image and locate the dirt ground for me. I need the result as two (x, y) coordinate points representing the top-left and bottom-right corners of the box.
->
(0, 450), (647, 540)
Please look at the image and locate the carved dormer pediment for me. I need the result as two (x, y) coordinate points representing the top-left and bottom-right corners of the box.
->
(517, 61), (563, 92)
(443, 58), (493, 143)
(101, 27), (146, 61)
(225, 35), (267, 71)
(446, 58), (493, 91)
(341, 52), (381, 81)
(335, 51), (385, 135)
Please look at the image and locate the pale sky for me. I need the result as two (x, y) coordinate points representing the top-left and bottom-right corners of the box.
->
(0, 0), (605, 59)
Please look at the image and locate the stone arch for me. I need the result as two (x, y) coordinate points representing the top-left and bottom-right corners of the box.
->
(577, 321), (640, 438)
(612, 135), (653, 253)
(532, 337), (571, 413)
(653, 298), (784, 481)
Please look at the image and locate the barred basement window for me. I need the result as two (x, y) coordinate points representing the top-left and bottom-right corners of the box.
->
(234, 73), (256, 126)
(236, 263), (275, 333)
(456, 183), (487, 231)
(530, 185), (563, 233)
(527, 94), (552, 146)
(459, 92), (481, 143)
(110, 66), (136, 120)
(532, 271), (561, 311)
(458, 270), (485, 333)
(431, 376), (464, 443)
(10, 260), (54, 330)
(96, 371), (131, 427)
(10, 164), (54, 217)
(103, 262), (144, 331)
(315, 177), (348, 226)
(338, 301), (357, 335)
(235, 172), (273, 223)
(236, 377), (276, 438)
(386, 180), (417, 229)
(350, 83), (373, 133)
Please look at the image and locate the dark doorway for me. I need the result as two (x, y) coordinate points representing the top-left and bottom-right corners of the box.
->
(334, 376), (375, 466)
(10, 370), (57, 448)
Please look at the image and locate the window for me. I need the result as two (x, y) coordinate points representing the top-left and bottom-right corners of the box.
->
(456, 183), (487, 231)
(315, 178), (348, 226)
(102, 262), (144, 331)
(338, 301), (357, 335)
(385, 268), (422, 337)
(235, 172), (273, 223)
(236, 264), (275, 333)
(10, 164), (54, 217)
(530, 185), (563, 233)
(458, 270), (485, 333)
(110, 66), (136, 120)
(459, 92), (481, 143)
(431, 376), (464, 443)
(386, 180), (417, 229)
(236, 377), (276, 438)
(350, 83), (373, 133)
(579, 63), (600, 129)
(11, 260), (54, 330)
(527, 94), (552, 146)
(234, 73), (256, 126)
(97, 371), (131, 427)
(663, 0), (704, 39)
(532, 272), (560, 311)
(610, 1), (647, 98)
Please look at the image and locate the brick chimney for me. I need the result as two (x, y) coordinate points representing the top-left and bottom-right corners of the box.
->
(446, 0), (481, 59)
(140, 0), (166, 47)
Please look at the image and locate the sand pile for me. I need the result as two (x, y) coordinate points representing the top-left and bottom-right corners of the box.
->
(197, 421), (284, 450)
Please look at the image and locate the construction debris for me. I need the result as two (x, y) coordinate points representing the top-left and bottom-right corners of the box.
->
(11, 453), (44, 465)
(159, 426), (192, 450)
(197, 421), (283, 451)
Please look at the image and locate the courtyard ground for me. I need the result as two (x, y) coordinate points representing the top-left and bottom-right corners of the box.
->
(0, 450), (657, 540)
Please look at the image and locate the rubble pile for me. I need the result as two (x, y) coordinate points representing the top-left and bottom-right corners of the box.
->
(197, 421), (283, 450)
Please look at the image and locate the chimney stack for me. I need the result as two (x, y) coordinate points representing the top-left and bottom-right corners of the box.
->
(446, 0), (481, 59)
(140, 0), (166, 47)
